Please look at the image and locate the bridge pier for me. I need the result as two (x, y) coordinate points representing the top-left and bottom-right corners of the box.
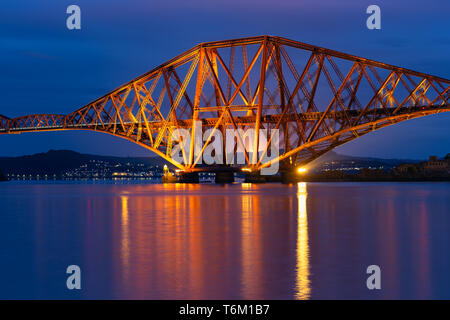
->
(281, 168), (303, 184)
(281, 172), (297, 184)
(178, 172), (199, 183)
(214, 171), (234, 184)
(244, 172), (267, 183)
(162, 165), (177, 183)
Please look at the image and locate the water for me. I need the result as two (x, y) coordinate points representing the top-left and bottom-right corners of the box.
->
(0, 181), (449, 299)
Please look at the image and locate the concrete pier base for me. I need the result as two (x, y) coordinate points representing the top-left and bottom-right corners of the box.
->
(214, 171), (234, 184)
(178, 172), (199, 183)
(244, 172), (266, 183)
(281, 170), (300, 184)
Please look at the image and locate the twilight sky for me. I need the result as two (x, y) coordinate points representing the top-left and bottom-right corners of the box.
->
(0, 0), (449, 159)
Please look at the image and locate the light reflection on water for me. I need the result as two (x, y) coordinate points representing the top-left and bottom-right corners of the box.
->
(296, 182), (310, 300)
(0, 181), (449, 299)
(120, 195), (130, 285)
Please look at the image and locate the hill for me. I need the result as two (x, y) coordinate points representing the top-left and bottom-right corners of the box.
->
(309, 151), (420, 173)
(0, 149), (423, 178)
(0, 150), (170, 177)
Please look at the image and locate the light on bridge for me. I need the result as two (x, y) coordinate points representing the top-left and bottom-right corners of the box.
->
(297, 167), (307, 174)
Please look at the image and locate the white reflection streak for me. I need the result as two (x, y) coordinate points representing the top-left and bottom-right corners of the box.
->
(295, 182), (311, 299)
(121, 196), (130, 281)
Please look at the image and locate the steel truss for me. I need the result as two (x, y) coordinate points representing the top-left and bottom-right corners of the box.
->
(1, 36), (449, 172)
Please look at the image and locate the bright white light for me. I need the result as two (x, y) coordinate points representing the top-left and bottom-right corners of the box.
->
(297, 167), (307, 174)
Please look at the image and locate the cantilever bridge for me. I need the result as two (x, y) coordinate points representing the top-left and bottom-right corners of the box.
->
(0, 36), (449, 173)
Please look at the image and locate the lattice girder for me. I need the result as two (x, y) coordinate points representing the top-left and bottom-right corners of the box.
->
(0, 36), (449, 172)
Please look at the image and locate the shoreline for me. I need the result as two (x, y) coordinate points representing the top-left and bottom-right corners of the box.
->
(2, 177), (450, 184)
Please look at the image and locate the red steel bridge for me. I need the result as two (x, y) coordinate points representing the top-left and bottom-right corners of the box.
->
(0, 36), (449, 173)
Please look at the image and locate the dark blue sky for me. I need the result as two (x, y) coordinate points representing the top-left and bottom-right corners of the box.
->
(0, 0), (449, 159)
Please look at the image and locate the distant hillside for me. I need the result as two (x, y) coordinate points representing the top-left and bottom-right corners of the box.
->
(309, 151), (421, 172)
(0, 150), (170, 176)
(0, 149), (425, 177)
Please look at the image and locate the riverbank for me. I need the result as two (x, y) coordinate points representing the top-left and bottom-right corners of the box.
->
(3, 175), (450, 184)
(300, 176), (450, 182)
(293, 168), (450, 183)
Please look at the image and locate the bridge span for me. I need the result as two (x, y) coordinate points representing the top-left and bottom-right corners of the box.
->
(1, 36), (449, 174)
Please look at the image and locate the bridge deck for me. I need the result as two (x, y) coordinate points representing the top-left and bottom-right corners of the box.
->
(1, 105), (448, 132)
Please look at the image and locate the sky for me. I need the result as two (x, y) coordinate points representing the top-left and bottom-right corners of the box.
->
(0, 0), (449, 159)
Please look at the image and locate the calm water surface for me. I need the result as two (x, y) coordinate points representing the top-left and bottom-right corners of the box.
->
(0, 181), (449, 299)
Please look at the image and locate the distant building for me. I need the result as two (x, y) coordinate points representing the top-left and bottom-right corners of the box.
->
(396, 163), (419, 175)
(422, 156), (448, 173)
(394, 154), (450, 178)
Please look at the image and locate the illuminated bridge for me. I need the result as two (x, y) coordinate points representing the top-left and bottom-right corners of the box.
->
(0, 36), (449, 176)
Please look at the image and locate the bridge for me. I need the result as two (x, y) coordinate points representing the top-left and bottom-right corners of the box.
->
(1, 36), (449, 178)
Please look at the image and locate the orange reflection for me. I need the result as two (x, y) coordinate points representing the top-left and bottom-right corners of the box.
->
(120, 195), (130, 282)
(295, 182), (311, 299)
(241, 184), (263, 299)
